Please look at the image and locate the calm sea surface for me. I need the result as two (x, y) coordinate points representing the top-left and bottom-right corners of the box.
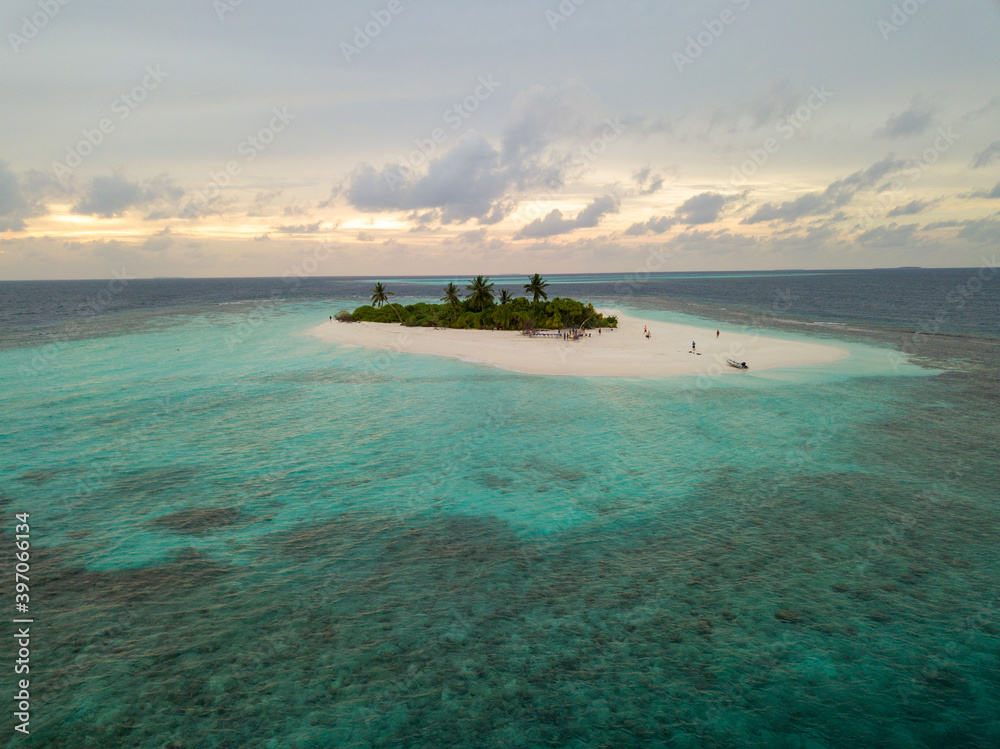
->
(1, 268), (998, 747)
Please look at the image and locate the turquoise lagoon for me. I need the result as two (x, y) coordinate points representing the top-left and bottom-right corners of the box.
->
(1, 283), (998, 748)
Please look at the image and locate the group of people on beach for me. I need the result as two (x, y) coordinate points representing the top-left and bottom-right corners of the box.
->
(642, 326), (721, 351)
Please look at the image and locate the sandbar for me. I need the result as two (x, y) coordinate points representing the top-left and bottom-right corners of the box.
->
(311, 310), (848, 377)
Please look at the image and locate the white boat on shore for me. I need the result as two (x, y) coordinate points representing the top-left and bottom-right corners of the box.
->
(726, 358), (749, 370)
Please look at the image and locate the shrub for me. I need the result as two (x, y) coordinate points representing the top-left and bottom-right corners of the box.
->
(334, 310), (356, 323)
(352, 304), (400, 323)
(349, 296), (617, 330)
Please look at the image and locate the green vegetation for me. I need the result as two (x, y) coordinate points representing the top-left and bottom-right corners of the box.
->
(441, 282), (461, 306)
(368, 281), (404, 322)
(466, 275), (495, 311)
(369, 282), (391, 307)
(346, 276), (618, 331)
(524, 273), (549, 304)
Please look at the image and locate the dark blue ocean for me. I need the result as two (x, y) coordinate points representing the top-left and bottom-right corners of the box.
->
(1, 268), (998, 747)
(2, 268), (998, 350)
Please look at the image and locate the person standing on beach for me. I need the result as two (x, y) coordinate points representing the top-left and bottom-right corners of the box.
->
(716, 330), (719, 338)
(692, 340), (696, 352)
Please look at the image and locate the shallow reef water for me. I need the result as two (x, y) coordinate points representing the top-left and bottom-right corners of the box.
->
(1, 282), (998, 748)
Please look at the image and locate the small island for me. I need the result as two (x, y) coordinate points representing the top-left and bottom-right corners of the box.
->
(338, 275), (618, 332)
(316, 273), (850, 377)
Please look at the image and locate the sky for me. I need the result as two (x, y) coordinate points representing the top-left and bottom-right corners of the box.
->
(1, 0), (999, 280)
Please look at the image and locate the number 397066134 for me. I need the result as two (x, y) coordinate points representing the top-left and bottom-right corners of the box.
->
(15, 513), (30, 607)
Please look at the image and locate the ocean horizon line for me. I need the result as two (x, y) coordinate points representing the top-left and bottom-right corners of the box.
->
(10, 265), (997, 285)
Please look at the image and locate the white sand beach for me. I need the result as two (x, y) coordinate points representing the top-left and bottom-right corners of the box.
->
(311, 310), (848, 377)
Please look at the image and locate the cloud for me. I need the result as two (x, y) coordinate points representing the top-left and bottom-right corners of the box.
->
(886, 199), (937, 217)
(626, 84), (806, 146)
(515, 210), (572, 239)
(744, 155), (907, 224)
(64, 238), (130, 259)
(961, 96), (1000, 124)
(501, 81), (603, 164)
(140, 227), (173, 253)
(958, 217), (1000, 243)
(344, 85), (611, 226)
(624, 215), (674, 236)
(346, 133), (513, 224)
(317, 187), (339, 209)
(175, 193), (237, 220)
(0, 161), (53, 231)
(836, 154), (909, 190)
(666, 228), (758, 257)
(744, 192), (833, 224)
(274, 221), (323, 234)
(675, 192), (736, 225)
(0, 166), (31, 231)
(356, 231), (375, 241)
(965, 180), (1000, 199)
(855, 222), (918, 247)
(73, 173), (183, 218)
(971, 141), (1000, 169)
(407, 210), (438, 225)
(248, 190), (281, 217)
(876, 96), (936, 139)
(632, 167), (664, 196)
(458, 228), (487, 243)
(708, 79), (801, 134)
(575, 195), (620, 227)
(514, 194), (619, 239)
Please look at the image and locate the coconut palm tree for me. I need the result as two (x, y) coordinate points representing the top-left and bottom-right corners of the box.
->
(498, 289), (513, 305)
(524, 273), (549, 304)
(441, 282), (462, 306)
(466, 275), (495, 311)
(370, 282), (392, 308)
(370, 282), (404, 322)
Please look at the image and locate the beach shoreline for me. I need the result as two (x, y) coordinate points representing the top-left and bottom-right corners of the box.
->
(311, 309), (849, 377)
